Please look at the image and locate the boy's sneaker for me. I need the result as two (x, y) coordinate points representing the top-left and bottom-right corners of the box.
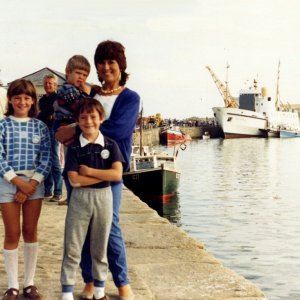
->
(44, 193), (52, 199)
(57, 198), (68, 206)
(49, 195), (62, 202)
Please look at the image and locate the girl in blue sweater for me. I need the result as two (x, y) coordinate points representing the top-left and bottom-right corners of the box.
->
(0, 79), (51, 300)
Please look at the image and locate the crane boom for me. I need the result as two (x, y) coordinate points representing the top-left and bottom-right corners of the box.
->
(206, 66), (238, 108)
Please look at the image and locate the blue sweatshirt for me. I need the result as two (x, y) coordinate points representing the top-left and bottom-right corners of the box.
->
(100, 88), (140, 172)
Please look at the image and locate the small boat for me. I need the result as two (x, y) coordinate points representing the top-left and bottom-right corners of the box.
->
(202, 131), (210, 140)
(123, 145), (180, 202)
(280, 129), (300, 138)
(266, 126), (280, 138)
(159, 125), (192, 145)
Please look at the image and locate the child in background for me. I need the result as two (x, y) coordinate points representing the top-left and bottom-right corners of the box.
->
(53, 54), (96, 136)
(60, 98), (124, 300)
(0, 79), (51, 300)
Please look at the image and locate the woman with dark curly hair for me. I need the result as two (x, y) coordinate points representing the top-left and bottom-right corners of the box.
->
(56, 40), (140, 300)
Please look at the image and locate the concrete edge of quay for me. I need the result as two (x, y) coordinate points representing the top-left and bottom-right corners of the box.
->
(0, 187), (268, 300)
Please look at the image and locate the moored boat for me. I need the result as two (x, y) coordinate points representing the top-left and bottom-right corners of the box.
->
(159, 125), (192, 145)
(207, 65), (300, 139)
(202, 131), (210, 140)
(123, 145), (180, 202)
(279, 129), (300, 138)
(212, 105), (268, 138)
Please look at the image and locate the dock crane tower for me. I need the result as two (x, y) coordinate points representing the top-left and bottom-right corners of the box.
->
(206, 65), (238, 108)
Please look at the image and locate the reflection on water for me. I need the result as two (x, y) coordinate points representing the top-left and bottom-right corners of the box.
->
(152, 139), (300, 300)
(137, 193), (182, 226)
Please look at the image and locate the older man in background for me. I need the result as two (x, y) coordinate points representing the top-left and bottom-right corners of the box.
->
(37, 74), (64, 202)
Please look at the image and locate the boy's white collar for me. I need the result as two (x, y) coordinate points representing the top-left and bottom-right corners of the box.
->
(79, 131), (104, 147)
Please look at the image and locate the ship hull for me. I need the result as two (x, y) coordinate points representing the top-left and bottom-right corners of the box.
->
(123, 168), (180, 199)
(212, 107), (267, 138)
(160, 129), (191, 145)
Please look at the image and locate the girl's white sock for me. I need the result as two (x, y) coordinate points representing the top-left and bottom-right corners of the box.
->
(3, 248), (19, 289)
(23, 242), (38, 287)
(62, 292), (74, 300)
(94, 287), (105, 299)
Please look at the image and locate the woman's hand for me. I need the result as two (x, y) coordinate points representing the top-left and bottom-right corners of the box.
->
(55, 125), (76, 145)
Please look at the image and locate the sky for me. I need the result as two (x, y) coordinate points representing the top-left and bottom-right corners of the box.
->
(1, 0), (300, 119)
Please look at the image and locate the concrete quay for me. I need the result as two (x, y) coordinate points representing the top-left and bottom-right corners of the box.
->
(0, 187), (267, 300)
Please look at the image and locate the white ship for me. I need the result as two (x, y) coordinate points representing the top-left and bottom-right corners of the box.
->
(207, 65), (300, 139)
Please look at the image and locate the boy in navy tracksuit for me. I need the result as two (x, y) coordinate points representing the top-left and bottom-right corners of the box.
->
(60, 98), (124, 300)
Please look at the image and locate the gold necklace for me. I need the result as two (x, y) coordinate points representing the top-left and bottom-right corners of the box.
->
(101, 86), (122, 94)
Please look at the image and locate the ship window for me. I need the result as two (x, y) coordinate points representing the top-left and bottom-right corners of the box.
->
(227, 117), (232, 122)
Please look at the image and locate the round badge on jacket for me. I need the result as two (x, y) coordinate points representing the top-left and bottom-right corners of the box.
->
(32, 135), (40, 144)
(101, 149), (110, 159)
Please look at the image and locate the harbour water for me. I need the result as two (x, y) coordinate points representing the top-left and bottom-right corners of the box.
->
(153, 138), (300, 300)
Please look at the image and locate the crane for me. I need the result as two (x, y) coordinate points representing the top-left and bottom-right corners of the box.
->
(206, 65), (238, 108)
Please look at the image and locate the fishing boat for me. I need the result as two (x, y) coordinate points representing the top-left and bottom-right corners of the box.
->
(123, 145), (181, 202)
(280, 129), (300, 138)
(207, 64), (300, 138)
(159, 125), (192, 145)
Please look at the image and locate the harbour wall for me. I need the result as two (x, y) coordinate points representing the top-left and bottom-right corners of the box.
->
(0, 188), (267, 299)
(133, 125), (223, 145)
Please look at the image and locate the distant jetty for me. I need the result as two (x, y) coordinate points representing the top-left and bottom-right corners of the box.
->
(133, 124), (223, 145)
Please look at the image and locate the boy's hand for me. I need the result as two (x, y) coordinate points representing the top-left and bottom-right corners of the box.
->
(80, 83), (91, 95)
(79, 165), (90, 177)
(15, 190), (28, 204)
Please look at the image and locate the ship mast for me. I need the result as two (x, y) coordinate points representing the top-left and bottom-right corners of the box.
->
(275, 61), (291, 111)
(275, 60), (280, 110)
(206, 65), (238, 108)
(139, 107), (143, 156)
